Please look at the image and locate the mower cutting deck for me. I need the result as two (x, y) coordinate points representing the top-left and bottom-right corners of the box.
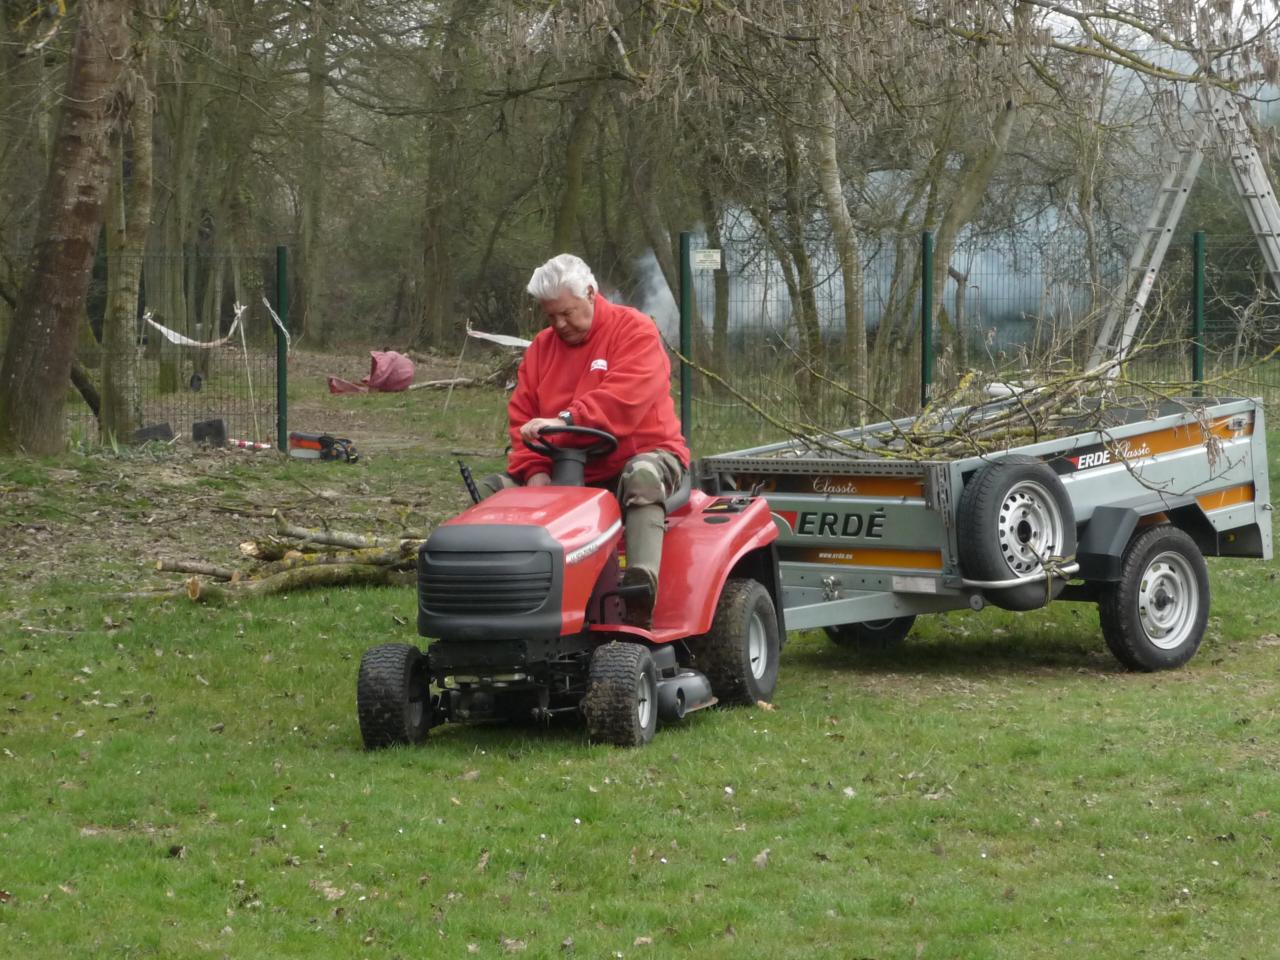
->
(358, 426), (782, 747)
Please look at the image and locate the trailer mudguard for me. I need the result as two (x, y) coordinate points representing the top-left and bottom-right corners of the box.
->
(1077, 492), (1218, 580)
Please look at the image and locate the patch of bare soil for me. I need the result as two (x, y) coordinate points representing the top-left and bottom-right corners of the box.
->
(284, 345), (512, 453)
(1, 349), (510, 621)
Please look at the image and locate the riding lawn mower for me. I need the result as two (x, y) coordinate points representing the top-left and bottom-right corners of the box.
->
(356, 425), (783, 747)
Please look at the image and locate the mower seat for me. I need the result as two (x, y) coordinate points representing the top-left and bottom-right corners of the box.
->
(664, 467), (693, 514)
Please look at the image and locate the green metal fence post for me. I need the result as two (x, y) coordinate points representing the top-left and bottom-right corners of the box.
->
(921, 231), (934, 409)
(1192, 230), (1205, 395)
(679, 231), (693, 444)
(276, 245), (289, 451)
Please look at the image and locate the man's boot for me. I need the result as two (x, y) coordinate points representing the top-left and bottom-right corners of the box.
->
(621, 504), (664, 628)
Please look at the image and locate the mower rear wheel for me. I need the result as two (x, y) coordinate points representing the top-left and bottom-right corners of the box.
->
(696, 578), (780, 706)
(357, 643), (433, 749)
(824, 615), (916, 649)
(583, 642), (658, 747)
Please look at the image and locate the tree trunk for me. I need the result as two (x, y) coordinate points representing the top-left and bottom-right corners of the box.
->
(0, 7), (42, 335)
(700, 188), (730, 373)
(748, 200), (805, 361)
(811, 80), (867, 418)
(595, 130), (623, 281)
(780, 125), (822, 371)
(299, 0), (329, 345)
(409, 0), (487, 351)
(413, 184), (456, 350)
(0, 0), (131, 454)
(149, 55), (208, 392)
(101, 33), (155, 441)
(553, 83), (601, 253)
(616, 96), (679, 301)
(929, 99), (1017, 333)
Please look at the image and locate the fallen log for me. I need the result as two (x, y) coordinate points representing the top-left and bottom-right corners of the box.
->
(239, 535), (295, 562)
(148, 512), (430, 604)
(408, 377), (476, 390)
(265, 542), (421, 573)
(272, 511), (407, 550)
(184, 564), (416, 603)
(156, 559), (239, 581)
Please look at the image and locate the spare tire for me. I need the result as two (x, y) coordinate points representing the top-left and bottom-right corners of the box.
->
(957, 455), (1076, 611)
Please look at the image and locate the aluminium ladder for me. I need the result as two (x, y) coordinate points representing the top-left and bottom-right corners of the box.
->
(1089, 84), (1280, 369)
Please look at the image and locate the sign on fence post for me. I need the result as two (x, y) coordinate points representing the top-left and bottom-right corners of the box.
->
(691, 248), (722, 271)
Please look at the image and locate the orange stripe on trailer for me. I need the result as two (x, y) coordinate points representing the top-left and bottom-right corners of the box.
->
(1196, 483), (1255, 512)
(810, 476), (925, 498)
(785, 546), (944, 570)
(735, 474), (925, 497)
(1118, 414), (1254, 461)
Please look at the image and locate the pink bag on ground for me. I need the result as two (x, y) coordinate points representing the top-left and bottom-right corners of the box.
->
(328, 350), (415, 394)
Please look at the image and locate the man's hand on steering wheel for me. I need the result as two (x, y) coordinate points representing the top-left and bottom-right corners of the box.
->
(521, 422), (619, 458)
(519, 417), (563, 445)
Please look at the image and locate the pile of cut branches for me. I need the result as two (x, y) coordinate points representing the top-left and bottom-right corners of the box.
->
(690, 335), (1279, 462)
(145, 512), (425, 604)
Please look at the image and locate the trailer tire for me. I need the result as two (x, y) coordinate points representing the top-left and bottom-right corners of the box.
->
(1098, 525), (1209, 671)
(583, 642), (658, 747)
(825, 615), (916, 649)
(357, 643), (433, 749)
(957, 455), (1076, 611)
(694, 578), (780, 706)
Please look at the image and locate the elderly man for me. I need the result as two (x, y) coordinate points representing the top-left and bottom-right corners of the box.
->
(480, 253), (689, 626)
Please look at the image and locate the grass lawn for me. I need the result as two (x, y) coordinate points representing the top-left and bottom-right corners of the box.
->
(1, 378), (1278, 959)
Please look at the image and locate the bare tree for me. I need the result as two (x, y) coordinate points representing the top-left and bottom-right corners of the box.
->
(0, 0), (131, 454)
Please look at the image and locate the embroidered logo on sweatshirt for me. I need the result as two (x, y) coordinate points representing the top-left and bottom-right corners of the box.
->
(590, 358), (608, 372)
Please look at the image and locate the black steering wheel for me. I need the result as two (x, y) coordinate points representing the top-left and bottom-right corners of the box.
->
(524, 424), (618, 458)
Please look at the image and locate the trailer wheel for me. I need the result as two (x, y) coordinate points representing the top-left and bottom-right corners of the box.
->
(583, 642), (658, 747)
(695, 578), (780, 706)
(1098, 525), (1209, 671)
(957, 455), (1076, 611)
(356, 643), (433, 749)
(825, 615), (916, 649)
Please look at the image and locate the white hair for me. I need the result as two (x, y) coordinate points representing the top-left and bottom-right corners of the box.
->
(527, 253), (597, 301)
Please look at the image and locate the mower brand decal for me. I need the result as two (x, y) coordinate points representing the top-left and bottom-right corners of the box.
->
(590, 358), (608, 372)
(566, 519), (621, 565)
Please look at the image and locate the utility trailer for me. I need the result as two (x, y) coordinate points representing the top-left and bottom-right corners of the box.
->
(700, 397), (1272, 670)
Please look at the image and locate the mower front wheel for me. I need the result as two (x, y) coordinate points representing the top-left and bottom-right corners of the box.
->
(696, 578), (780, 706)
(583, 642), (658, 747)
(357, 643), (433, 749)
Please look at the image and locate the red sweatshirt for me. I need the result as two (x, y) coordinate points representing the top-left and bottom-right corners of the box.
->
(506, 294), (690, 483)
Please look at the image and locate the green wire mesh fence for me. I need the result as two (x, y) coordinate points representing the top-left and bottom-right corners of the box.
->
(66, 252), (285, 448)
(677, 231), (1280, 449)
